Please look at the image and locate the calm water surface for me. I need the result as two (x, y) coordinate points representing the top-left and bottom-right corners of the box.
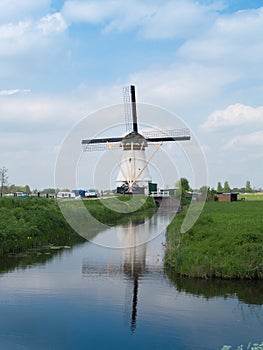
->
(0, 210), (262, 350)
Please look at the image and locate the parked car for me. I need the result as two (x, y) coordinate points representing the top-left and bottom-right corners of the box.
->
(85, 189), (99, 198)
(15, 192), (28, 198)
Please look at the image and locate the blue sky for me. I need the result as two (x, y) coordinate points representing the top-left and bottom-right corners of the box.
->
(1, 0), (263, 190)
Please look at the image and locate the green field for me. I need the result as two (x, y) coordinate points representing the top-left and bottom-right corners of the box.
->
(238, 193), (263, 201)
(165, 201), (263, 279)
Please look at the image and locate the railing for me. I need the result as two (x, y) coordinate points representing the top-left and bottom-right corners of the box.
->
(150, 191), (170, 197)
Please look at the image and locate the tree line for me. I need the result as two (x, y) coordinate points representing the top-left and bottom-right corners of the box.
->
(0, 166), (260, 197)
(175, 177), (260, 203)
(0, 166), (70, 196)
(216, 180), (255, 193)
(177, 178), (257, 193)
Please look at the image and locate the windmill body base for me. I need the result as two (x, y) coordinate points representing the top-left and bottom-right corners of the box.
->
(115, 148), (152, 194)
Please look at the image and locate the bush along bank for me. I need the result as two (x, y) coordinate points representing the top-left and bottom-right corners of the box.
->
(165, 201), (263, 279)
(0, 197), (85, 257)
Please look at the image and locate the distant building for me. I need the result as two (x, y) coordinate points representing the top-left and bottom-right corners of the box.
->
(217, 192), (239, 202)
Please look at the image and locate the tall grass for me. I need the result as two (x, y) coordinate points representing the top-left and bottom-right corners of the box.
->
(165, 201), (263, 279)
(0, 197), (85, 256)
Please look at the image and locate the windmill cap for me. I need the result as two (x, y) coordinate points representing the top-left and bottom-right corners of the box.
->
(122, 131), (147, 150)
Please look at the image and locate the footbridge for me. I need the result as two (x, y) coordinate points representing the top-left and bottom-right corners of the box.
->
(150, 191), (182, 212)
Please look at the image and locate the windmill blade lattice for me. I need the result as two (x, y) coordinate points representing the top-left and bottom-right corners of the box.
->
(142, 128), (190, 142)
(82, 137), (123, 151)
(123, 86), (133, 133)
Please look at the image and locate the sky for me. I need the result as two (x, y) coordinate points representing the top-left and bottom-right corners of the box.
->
(1, 0), (263, 191)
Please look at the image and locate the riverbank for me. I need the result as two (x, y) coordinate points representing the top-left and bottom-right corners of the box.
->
(0, 197), (85, 257)
(0, 196), (156, 257)
(82, 195), (156, 224)
(165, 201), (263, 279)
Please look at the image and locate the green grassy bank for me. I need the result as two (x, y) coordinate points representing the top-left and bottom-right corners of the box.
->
(0, 196), (156, 257)
(82, 195), (156, 224)
(0, 197), (85, 256)
(165, 201), (263, 279)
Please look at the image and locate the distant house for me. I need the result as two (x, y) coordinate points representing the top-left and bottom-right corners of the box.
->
(217, 192), (239, 202)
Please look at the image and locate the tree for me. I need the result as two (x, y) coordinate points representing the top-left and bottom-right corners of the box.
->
(24, 185), (31, 194)
(175, 177), (191, 202)
(199, 186), (216, 201)
(199, 185), (208, 195)
(179, 177), (190, 192)
(245, 180), (252, 193)
(0, 166), (8, 195)
(223, 181), (231, 192)
(42, 188), (57, 195)
(217, 182), (223, 192)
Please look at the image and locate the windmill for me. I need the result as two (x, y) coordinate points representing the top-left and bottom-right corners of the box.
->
(82, 85), (190, 194)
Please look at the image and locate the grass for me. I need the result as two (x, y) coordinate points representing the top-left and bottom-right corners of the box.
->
(0, 195), (156, 257)
(0, 197), (85, 256)
(165, 201), (263, 279)
(82, 195), (156, 224)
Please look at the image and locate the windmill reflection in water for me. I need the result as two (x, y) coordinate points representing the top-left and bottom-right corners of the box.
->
(81, 217), (164, 333)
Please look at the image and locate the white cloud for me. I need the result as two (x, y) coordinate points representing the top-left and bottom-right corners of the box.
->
(37, 13), (67, 34)
(0, 89), (31, 96)
(201, 104), (263, 132)
(62, 0), (223, 38)
(223, 131), (263, 150)
(128, 63), (238, 112)
(0, 0), (51, 23)
(179, 7), (263, 65)
(62, 0), (157, 35)
(0, 95), (85, 132)
(0, 20), (30, 43)
(140, 0), (222, 39)
(62, 1), (117, 24)
(0, 13), (67, 58)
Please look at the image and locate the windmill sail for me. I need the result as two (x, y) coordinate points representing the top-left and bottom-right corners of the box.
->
(123, 86), (133, 133)
(142, 128), (190, 142)
(82, 137), (123, 151)
(130, 85), (138, 133)
(123, 85), (139, 133)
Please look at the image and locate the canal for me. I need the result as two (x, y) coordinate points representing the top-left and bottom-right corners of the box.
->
(0, 209), (262, 349)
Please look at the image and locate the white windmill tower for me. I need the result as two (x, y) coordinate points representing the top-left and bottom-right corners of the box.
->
(115, 85), (152, 193)
(82, 85), (190, 194)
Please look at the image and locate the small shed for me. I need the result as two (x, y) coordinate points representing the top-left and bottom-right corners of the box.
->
(217, 192), (239, 202)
